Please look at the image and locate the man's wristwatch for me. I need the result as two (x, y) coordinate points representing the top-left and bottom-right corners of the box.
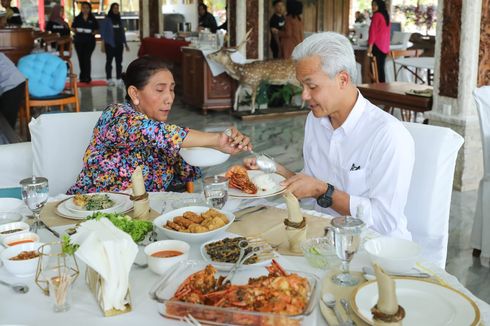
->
(316, 183), (335, 208)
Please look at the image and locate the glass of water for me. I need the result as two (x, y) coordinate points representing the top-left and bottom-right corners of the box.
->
(203, 176), (228, 209)
(329, 216), (364, 287)
(20, 176), (49, 233)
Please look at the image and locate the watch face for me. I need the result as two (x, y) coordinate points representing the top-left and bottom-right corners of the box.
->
(317, 196), (332, 208)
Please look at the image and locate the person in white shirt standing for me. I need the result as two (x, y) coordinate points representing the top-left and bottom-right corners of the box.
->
(245, 32), (415, 240)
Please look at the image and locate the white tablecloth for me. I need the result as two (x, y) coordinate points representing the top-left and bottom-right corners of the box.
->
(1, 192), (489, 326)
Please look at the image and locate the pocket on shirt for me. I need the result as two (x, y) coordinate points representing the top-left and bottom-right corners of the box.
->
(345, 169), (367, 196)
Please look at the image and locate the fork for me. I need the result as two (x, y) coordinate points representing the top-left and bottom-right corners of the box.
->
(182, 314), (202, 326)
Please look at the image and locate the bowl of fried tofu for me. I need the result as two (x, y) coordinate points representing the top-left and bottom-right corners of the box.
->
(153, 206), (235, 243)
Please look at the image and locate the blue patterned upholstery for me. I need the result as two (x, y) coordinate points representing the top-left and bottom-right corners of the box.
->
(18, 53), (67, 97)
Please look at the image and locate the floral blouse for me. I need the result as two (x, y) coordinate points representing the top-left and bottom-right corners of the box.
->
(67, 102), (201, 194)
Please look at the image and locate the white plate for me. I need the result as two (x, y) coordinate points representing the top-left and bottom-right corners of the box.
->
(200, 235), (274, 271)
(153, 206), (235, 243)
(352, 278), (480, 326)
(64, 193), (125, 214)
(55, 194), (133, 220)
(226, 170), (286, 199)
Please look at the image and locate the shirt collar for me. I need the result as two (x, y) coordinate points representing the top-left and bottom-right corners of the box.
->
(338, 90), (366, 136)
(318, 91), (366, 136)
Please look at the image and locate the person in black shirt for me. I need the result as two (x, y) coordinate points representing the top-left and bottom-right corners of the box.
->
(71, 1), (98, 83)
(269, 0), (285, 58)
(100, 3), (129, 86)
(46, 5), (70, 37)
(198, 3), (217, 33)
(1, 0), (22, 26)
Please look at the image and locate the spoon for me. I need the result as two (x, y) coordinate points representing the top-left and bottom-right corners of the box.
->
(224, 128), (276, 173)
(322, 292), (345, 325)
(0, 279), (29, 294)
(340, 299), (356, 325)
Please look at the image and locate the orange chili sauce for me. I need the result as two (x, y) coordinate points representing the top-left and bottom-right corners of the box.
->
(151, 250), (183, 258)
(8, 239), (34, 246)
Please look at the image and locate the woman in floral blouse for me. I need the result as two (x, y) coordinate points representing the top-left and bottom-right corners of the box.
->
(67, 56), (251, 194)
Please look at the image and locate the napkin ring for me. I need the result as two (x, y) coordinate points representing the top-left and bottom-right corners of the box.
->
(130, 192), (149, 201)
(371, 304), (406, 323)
(284, 216), (306, 229)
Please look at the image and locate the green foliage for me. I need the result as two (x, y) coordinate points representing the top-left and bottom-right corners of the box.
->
(269, 84), (302, 106)
(86, 212), (154, 243)
(61, 234), (79, 255)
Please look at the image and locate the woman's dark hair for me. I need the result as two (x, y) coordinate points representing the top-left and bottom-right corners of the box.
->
(198, 3), (208, 12)
(372, 0), (390, 26)
(122, 56), (170, 102)
(78, 1), (96, 19)
(287, 1), (303, 19)
(272, 0), (283, 6)
(107, 2), (121, 22)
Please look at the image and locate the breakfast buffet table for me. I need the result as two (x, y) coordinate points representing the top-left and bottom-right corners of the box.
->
(1, 192), (489, 326)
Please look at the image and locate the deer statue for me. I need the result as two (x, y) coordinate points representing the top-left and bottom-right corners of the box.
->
(207, 29), (301, 113)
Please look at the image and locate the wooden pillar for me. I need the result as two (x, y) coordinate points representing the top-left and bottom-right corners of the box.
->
(139, 0), (162, 39)
(246, 0), (259, 59)
(478, 0), (490, 86)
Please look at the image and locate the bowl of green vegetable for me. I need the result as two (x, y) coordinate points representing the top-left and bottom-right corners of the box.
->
(300, 237), (338, 269)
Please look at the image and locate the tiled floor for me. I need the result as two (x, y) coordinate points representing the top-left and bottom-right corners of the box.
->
(75, 85), (490, 303)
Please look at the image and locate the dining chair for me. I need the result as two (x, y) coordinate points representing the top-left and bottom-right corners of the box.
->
(368, 55), (379, 84)
(0, 142), (33, 189)
(29, 112), (102, 196)
(17, 53), (80, 138)
(390, 49), (424, 82)
(470, 86), (490, 260)
(403, 122), (464, 269)
(29, 112), (194, 195)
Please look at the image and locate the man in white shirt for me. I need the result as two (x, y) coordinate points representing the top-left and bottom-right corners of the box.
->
(246, 32), (414, 239)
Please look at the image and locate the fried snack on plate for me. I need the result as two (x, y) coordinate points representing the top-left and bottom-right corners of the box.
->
(183, 211), (204, 224)
(188, 224), (209, 233)
(203, 216), (226, 230)
(173, 216), (194, 228)
(166, 221), (185, 231)
(73, 194), (88, 207)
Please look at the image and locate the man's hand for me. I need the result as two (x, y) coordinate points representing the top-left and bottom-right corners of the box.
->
(281, 173), (327, 199)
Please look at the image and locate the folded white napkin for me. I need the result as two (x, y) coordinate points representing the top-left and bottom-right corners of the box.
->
(72, 218), (138, 311)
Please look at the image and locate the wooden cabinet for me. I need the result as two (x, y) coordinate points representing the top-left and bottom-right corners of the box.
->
(0, 28), (34, 64)
(181, 47), (236, 114)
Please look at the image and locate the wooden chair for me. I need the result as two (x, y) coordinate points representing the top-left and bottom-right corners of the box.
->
(390, 49), (424, 82)
(19, 59), (80, 138)
(368, 54), (380, 83)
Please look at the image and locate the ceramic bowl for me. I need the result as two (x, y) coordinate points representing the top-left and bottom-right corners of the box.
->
(179, 147), (230, 167)
(364, 237), (421, 273)
(0, 198), (23, 212)
(0, 242), (48, 277)
(3, 232), (40, 247)
(153, 206), (235, 243)
(0, 222), (30, 240)
(144, 240), (190, 275)
(0, 212), (24, 225)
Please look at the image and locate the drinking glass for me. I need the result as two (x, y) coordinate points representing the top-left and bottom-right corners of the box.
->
(46, 266), (75, 312)
(330, 216), (364, 287)
(20, 176), (49, 233)
(203, 176), (228, 209)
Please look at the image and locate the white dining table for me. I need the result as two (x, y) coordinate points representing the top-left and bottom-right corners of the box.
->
(1, 192), (489, 326)
(393, 57), (435, 85)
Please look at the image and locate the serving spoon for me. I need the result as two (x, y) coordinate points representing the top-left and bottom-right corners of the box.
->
(224, 129), (277, 173)
(0, 279), (29, 294)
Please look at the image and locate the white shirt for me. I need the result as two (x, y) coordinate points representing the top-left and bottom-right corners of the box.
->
(303, 92), (414, 240)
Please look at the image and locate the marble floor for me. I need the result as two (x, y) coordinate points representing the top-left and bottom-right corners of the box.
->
(75, 85), (490, 303)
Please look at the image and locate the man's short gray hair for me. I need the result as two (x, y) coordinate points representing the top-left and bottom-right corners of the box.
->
(291, 32), (357, 83)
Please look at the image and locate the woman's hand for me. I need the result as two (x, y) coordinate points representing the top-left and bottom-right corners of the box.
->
(367, 44), (373, 57)
(125, 43), (130, 51)
(217, 127), (252, 154)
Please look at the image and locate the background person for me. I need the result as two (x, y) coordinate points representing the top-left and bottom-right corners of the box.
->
(198, 3), (217, 33)
(269, 0), (285, 59)
(46, 4), (70, 37)
(276, 0), (304, 59)
(72, 1), (98, 83)
(367, 0), (391, 82)
(0, 0), (22, 26)
(100, 3), (130, 87)
(0, 53), (25, 129)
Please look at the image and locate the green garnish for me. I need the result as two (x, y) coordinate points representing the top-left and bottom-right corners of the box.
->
(86, 212), (153, 242)
(61, 234), (79, 255)
(308, 246), (321, 255)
